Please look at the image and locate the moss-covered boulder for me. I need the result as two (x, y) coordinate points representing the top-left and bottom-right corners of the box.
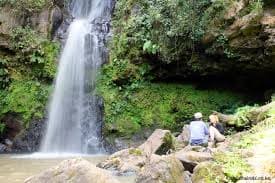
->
(97, 148), (146, 174)
(136, 154), (185, 183)
(139, 129), (175, 155)
(98, 129), (176, 174)
(192, 161), (226, 183)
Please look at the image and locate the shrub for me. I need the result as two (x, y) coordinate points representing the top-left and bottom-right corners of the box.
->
(0, 0), (52, 13)
(111, 0), (214, 65)
(0, 80), (51, 127)
(98, 78), (245, 136)
(10, 27), (59, 81)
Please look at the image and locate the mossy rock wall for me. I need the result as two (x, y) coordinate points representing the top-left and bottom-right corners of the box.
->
(0, 1), (64, 136)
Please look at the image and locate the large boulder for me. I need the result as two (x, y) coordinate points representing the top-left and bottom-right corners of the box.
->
(98, 129), (176, 174)
(192, 161), (226, 183)
(25, 158), (120, 183)
(103, 129), (152, 153)
(176, 125), (190, 148)
(174, 150), (213, 172)
(97, 148), (146, 175)
(139, 129), (175, 155)
(136, 154), (185, 183)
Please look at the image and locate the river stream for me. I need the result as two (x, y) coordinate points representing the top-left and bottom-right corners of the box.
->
(0, 154), (135, 183)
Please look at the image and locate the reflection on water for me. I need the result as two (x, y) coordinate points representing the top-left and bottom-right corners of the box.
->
(0, 154), (135, 183)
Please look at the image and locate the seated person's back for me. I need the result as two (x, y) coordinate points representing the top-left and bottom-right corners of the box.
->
(189, 112), (209, 146)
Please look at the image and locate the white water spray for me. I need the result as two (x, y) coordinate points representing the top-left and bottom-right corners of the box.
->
(41, 0), (112, 154)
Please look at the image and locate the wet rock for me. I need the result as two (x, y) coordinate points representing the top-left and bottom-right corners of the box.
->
(97, 148), (146, 175)
(50, 6), (63, 38)
(176, 125), (190, 149)
(0, 143), (8, 153)
(104, 136), (144, 153)
(25, 158), (120, 183)
(183, 171), (192, 183)
(12, 119), (46, 153)
(4, 139), (13, 150)
(192, 161), (226, 183)
(136, 154), (185, 183)
(29, 6), (63, 38)
(53, 0), (65, 7)
(139, 129), (175, 155)
(99, 129), (176, 174)
(1, 114), (23, 141)
(103, 128), (153, 153)
(174, 150), (213, 172)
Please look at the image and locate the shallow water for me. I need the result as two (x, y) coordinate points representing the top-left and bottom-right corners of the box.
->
(0, 154), (135, 183)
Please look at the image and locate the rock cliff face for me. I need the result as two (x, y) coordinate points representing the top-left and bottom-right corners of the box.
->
(159, 1), (275, 83)
(109, 0), (274, 86)
(202, 0), (275, 74)
(0, 3), (63, 49)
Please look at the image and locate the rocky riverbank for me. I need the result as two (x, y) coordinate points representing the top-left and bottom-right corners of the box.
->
(24, 102), (275, 182)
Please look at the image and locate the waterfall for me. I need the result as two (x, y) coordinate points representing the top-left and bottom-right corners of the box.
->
(40, 0), (112, 154)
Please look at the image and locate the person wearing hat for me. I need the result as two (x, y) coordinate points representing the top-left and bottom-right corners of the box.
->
(189, 112), (209, 146)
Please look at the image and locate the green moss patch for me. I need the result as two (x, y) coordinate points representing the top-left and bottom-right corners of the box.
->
(98, 79), (245, 136)
(214, 152), (251, 182)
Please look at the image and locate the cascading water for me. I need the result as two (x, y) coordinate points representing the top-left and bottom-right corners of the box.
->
(41, 0), (112, 154)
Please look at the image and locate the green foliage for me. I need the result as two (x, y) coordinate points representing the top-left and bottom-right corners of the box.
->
(0, 123), (5, 134)
(129, 148), (143, 156)
(206, 34), (238, 59)
(268, 107), (275, 117)
(233, 116), (275, 149)
(192, 162), (226, 183)
(0, 0), (51, 13)
(0, 58), (10, 89)
(233, 133), (258, 149)
(0, 1), (59, 131)
(237, 0), (263, 19)
(156, 132), (176, 154)
(229, 106), (257, 127)
(0, 80), (51, 127)
(214, 152), (251, 182)
(143, 40), (159, 54)
(10, 27), (59, 80)
(99, 58), (151, 89)
(0, 27), (59, 89)
(247, 0), (263, 14)
(0, 26), (58, 128)
(98, 64), (245, 136)
(110, 0), (267, 79)
(111, 0), (213, 64)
